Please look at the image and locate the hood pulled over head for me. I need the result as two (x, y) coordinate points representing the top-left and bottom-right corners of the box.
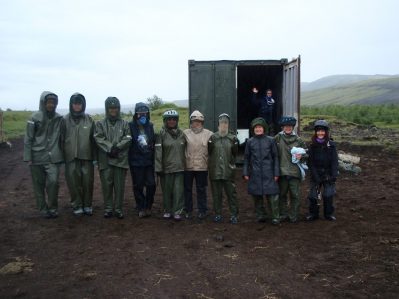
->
(39, 91), (58, 118)
(69, 93), (86, 118)
(251, 117), (268, 135)
(105, 97), (121, 121)
(134, 102), (150, 121)
(39, 91), (58, 112)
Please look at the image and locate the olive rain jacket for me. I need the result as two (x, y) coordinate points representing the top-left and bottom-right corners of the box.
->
(155, 127), (186, 174)
(274, 132), (307, 179)
(183, 127), (213, 171)
(243, 134), (280, 196)
(63, 93), (96, 162)
(208, 132), (238, 181)
(23, 91), (64, 164)
(94, 97), (132, 170)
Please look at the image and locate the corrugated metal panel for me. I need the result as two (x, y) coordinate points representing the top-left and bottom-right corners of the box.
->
(283, 56), (301, 129)
(188, 62), (215, 130)
(188, 61), (236, 132)
(214, 63), (237, 131)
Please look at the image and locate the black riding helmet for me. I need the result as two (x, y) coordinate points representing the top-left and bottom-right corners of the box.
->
(314, 119), (329, 131)
(279, 116), (297, 126)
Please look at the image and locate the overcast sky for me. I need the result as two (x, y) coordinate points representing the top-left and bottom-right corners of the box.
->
(1, 0), (398, 110)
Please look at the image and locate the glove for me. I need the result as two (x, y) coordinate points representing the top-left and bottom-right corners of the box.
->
(108, 146), (120, 158)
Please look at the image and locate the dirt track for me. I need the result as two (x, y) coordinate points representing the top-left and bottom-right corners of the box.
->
(0, 138), (398, 298)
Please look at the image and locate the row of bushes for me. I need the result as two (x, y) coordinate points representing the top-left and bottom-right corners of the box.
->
(301, 104), (399, 126)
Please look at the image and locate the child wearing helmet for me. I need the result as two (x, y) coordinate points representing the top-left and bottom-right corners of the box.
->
(208, 113), (239, 224)
(306, 120), (339, 221)
(274, 116), (307, 223)
(183, 110), (213, 219)
(155, 109), (186, 220)
(243, 118), (280, 224)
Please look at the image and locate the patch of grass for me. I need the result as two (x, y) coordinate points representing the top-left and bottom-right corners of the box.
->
(150, 104), (189, 132)
(2, 111), (32, 140)
(373, 122), (399, 129)
(301, 104), (399, 127)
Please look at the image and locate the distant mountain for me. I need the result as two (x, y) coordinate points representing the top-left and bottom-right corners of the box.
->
(57, 105), (134, 116)
(172, 99), (188, 107)
(301, 75), (399, 105)
(301, 74), (396, 92)
(57, 101), (188, 116)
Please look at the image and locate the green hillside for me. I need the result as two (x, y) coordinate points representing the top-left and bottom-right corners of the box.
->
(302, 76), (399, 105)
(301, 74), (395, 92)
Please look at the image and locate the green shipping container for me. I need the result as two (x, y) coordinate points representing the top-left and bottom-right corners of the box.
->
(188, 57), (301, 144)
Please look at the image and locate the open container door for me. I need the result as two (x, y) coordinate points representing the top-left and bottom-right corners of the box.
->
(282, 56), (301, 132)
(188, 60), (236, 132)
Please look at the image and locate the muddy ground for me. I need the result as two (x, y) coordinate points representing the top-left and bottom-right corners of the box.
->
(0, 138), (398, 299)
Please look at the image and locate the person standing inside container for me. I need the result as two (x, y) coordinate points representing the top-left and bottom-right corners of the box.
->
(63, 93), (96, 216)
(183, 110), (213, 220)
(208, 113), (239, 224)
(128, 102), (156, 218)
(23, 91), (65, 218)
(251, 88), (276, 134)
(94, 97), (132, 219)
(155, 109), (186, 220)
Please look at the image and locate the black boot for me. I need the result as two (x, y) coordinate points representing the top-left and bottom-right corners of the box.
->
(323, 196), (335, 220)
(306, 214), (318, 221)
(307, 197), (319, 221)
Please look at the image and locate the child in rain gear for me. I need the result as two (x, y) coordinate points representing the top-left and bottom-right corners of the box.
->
(306, 120), (339, 221)
(243, 118), (280, 224)
(63, 93), (96, 216)
(94, 97), (132, 219)
(128, 102), (156, 218)
(23, 91), (65, 218)
(183, 110), (213, 220)
(155, 109), (186, 220)
(208, 113), (239, 224)
(274, 116), (307, 223)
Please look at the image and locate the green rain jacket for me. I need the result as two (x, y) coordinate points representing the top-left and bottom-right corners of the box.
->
(274, 131), (308, 178)
(208, 132), (239, 181)
(94, 97), (132, 170)
(23, 91), (64, 164)
(63, 93), (96, 162)
(155, 127), (186, 174)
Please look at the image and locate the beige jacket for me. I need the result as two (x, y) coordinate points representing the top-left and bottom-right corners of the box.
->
(183, 128), (213, 171)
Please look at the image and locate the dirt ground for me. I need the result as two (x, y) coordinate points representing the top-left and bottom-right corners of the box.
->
(0, 138), (398, 299)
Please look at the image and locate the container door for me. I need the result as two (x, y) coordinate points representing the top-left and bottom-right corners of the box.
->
(214, 63), (237, 132)
(188, 61), (236, 132)
(188, 61), (215, 131)
(282, 56), (301, 127)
